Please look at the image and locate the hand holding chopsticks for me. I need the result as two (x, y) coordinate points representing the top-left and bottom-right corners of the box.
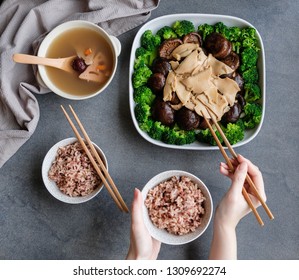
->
(201, 108), (274, 226)
(61, 105), (129, 213)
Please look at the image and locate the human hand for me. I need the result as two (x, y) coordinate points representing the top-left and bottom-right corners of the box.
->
(126, 188), (161, 260)
(216, 154), (266, 229)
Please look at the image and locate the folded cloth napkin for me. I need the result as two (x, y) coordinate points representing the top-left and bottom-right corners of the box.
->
(0, 0), (160, 168)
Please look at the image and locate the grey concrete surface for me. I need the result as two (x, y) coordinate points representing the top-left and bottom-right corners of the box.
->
(0, 0), (298, 260)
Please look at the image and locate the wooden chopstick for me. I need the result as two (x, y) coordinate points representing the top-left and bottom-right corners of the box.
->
(61, 105), (129, 213)
(68, 105), (129, 213)
(206, 109), (274, 221)
(202, 107), (274, 226)
(200, 111), (265, 226)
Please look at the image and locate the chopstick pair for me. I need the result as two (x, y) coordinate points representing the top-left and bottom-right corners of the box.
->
(201, 108), (274, 226)
(61, 105), (129, 213)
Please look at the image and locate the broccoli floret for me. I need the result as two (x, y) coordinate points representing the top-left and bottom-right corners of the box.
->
(240, 27), (259, 50)
(163, 126), (196, 145)
(240, 48), (259, 71)
(244, 83), (261, 102)
(216, 24), (242, 42)
(243, 102), (262, 129)
(197, 122), (244, 146)
(134, 102), (151, 123)
(232, 41), (242, 54)
(214, 22), (230, 39)
(224, 123), (245, 145)
(133, 86), (156, 105)
(132, 65), (152, 88)
(139, 118), (154, 133)
(173, 20), (195, 37)
(135, 46), (147, 58)
(240, 27), (256, 41)
(235, 119), (245, 130)
(242, 66), (259, 83)
(134, 57), (146, 70)
(134, 47), (148, 69)
(157, 26), (177, 40)
(140, 30), (161, 51)
(227, 26), (242, 42)
(148, 121), (168, 140)
(242, 38), (259, 50)
(242, 26), (256, 36)
(134, 47), (158, 69)
(197, 23), (214, 40)
(197, 128), (223, 146)
(135, 47), (147, 68)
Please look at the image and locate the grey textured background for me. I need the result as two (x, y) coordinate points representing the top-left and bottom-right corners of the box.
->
(0, 0), (298, 260)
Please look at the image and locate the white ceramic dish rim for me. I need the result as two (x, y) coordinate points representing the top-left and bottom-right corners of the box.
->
(141, 170), (213, 245)
(129, 13), (266, 150)
(41, 137), (108, 204)
(38, 20), (121, 100)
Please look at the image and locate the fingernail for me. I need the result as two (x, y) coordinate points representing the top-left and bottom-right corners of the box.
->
(134, 188), (139, 197)
(221, 161), (229, 167)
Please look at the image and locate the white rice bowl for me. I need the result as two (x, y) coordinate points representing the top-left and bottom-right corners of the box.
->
(142, 170), (213, 245)
(42, 137), (108, 204)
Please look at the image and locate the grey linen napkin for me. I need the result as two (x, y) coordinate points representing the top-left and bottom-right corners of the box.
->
(0, 0), (160, 168)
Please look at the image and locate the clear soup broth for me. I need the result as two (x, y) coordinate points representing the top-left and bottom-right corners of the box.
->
(45, 27), (113, 96)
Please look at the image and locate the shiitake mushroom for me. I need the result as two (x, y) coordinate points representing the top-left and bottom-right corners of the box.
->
(182, 32), (203, 46)
(198, 117), (212, 130)
(176, 107), (200, 130)
(151, 58), (171, 76)
(222, 103), (242, 123)
(158, 38), (183, 59)
(147, 73), (166, 93)
(170, 92), (181, 105)
(205, 32), (232, 59)
(233, 73), (244, 93)
(151, 99), (175, 126)
(236, 93), (246, 109)
(221, 51), (240, 71)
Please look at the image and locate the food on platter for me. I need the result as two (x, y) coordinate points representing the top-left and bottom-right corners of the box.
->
(132, 20), (262, 146)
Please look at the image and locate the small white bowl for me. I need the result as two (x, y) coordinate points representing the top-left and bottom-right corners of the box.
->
(141, 170), (213, 245)
(41, 137), (108, 204)
(38, 20), (121, 100)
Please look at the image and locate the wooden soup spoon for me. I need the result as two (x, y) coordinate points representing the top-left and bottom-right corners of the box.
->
(13, 53), (109, 83)
(13, 53), (76, 74)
